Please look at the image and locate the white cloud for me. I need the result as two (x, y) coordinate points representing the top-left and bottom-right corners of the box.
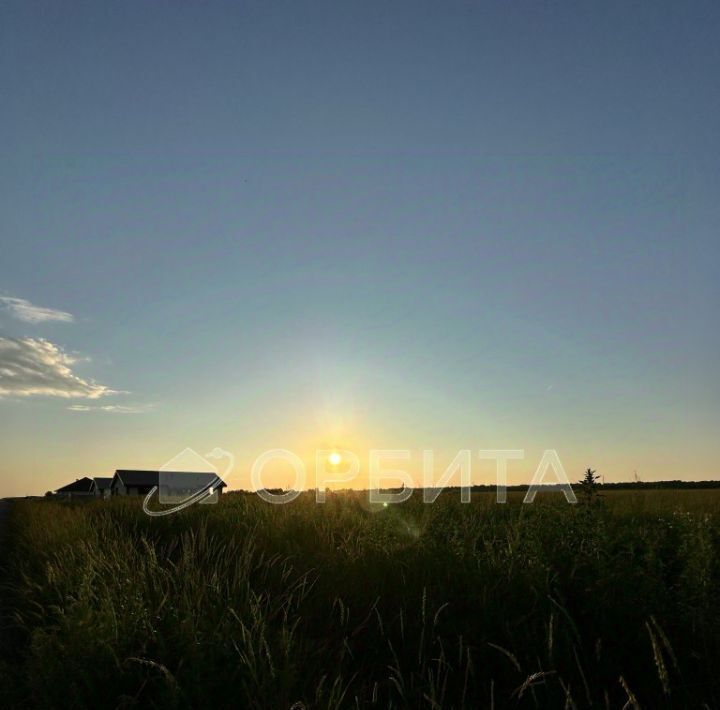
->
(67, 404), (145, 414)
(0, 296), (74, 324)
(0, 337), (113, 399)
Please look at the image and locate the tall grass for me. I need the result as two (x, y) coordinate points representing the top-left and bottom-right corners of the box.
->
(1, 490), (719, 708)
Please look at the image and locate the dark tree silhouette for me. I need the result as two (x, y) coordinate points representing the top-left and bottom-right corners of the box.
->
(579, 467), (602, 504)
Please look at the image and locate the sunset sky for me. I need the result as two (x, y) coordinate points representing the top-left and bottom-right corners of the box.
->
(1, 1), (719, 497)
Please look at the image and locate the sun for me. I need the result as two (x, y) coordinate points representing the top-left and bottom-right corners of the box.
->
(328, 452), (342, 466)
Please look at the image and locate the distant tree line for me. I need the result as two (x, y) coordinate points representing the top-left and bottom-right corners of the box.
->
(462, 479), (720, 492)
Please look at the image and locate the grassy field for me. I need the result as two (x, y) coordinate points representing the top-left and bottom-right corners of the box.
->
(1, 489), (719, 709)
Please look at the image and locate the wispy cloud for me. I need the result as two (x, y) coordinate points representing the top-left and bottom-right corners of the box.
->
(0, 296), (74, 324)
(0, 336), (114, 399)
(67, 404), (146, 414)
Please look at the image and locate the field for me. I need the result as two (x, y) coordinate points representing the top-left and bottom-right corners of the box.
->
(1, 490), (719, 709)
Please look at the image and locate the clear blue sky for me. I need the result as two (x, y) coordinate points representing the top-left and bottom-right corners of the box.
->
(1, 1), (718, 495)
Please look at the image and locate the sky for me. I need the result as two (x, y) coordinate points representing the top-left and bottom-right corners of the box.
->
(1, 0), (719, 497)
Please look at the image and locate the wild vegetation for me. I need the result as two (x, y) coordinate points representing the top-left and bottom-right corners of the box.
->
(1, 489), (719, 709)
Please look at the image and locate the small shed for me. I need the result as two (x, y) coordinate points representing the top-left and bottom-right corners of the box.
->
(93, 477), (113, 499)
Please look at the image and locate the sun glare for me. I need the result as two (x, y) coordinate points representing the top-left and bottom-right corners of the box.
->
(328, 452), (342, 466)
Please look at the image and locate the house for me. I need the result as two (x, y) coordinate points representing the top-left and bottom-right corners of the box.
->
(55, 477), (96, 498)
(93, 477), (113, 499)
(110, 470), (227, 500)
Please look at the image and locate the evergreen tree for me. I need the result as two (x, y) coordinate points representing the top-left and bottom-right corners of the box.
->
(579, 467), (602, 504)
